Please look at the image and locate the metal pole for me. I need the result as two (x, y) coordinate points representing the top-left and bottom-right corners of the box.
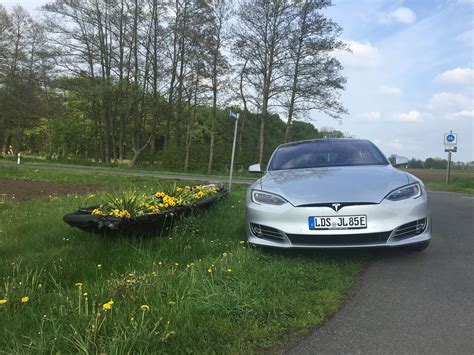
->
(446, 151), (452, 185)
(228, 115), (239, 192)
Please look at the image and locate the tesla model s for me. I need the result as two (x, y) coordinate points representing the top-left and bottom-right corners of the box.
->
(246, 139), (431, 251)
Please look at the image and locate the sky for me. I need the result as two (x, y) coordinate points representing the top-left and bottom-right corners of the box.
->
(321, 0), (474, 162)
(2, 0), (473, 162)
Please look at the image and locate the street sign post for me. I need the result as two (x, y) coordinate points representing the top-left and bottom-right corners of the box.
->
(228, 111), (240, 192)
(444, 131), (458, 185)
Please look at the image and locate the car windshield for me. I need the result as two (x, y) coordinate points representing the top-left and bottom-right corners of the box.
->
(268, 140), (389, 170)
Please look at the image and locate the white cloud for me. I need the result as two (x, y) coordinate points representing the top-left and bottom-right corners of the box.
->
(435, 67), (474, 85)
(447, 110), (474, 120)
(380, 85), (401, 96)
(374, 138), (404, 152)
(337, 40), (380, 68)
(391, 110), (424, 123)
(356, 111), (381, 122)
(379, 7), (417, 25)
(428, 92), (473, 111)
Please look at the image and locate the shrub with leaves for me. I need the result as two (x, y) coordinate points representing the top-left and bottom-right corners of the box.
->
(91, 184), (221, 218)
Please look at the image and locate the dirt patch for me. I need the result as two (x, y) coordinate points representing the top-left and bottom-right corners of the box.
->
(0, 179), (101, 202)
(407, 169), (474, 182)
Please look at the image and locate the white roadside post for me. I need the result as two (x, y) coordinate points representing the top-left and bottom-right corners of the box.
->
(443, 131), (458, 185)
(228, 111), (240, 192)
(17, 152), (21, 165)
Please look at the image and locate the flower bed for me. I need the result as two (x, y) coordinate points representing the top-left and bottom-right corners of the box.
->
(63, 183), (227, 236)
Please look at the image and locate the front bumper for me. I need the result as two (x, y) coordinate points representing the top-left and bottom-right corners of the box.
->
(246, 192), (432, 249)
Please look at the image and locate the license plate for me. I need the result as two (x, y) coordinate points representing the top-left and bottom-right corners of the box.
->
(309, 215), (367, 230)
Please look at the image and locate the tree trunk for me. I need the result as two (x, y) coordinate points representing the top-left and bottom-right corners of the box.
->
(129, 137), (151, 168)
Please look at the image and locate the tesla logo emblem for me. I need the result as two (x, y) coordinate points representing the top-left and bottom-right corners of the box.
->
(331, 203), (341, 212)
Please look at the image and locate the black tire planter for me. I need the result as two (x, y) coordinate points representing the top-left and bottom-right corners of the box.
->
(63, 188), (228, 236)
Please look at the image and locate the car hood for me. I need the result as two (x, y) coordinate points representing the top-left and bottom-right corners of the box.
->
(259, 165), (409, 205)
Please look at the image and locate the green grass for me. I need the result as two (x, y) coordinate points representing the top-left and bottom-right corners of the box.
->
(425, 176), (474, 194)
(0, 168), (366, 353)
(0, 155), (257, 179)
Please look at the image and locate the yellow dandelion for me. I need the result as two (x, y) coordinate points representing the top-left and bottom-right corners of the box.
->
(103, 303), (112, 311)
(140, 304), (150, 311)
(226, 268), (232, 272)
(0, 299), (8, 305)
(207, 268), (213, 273)
(21, 296), (29, 303)
(37, 283), (42, 289)
(174, 262), (179, 266)
(239, 240), (245, 244)
(75, 282), (83, 289)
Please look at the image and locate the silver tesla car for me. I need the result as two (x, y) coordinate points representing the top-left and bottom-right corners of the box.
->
(246, 139), (431, 251)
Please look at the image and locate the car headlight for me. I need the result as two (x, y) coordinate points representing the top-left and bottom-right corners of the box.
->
(251, 190), (287, 205)
(385, 183), (422, 201)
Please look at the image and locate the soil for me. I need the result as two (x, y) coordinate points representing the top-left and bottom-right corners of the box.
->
(0, 179), (101, 202)
(406, 169), (474, 182)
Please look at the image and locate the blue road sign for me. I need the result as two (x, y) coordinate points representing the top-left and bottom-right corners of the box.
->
(230, 111), (239, 120)
(446, 134), (455, 142)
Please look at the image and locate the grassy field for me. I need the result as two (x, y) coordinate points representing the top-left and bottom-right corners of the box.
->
(0, 155), (257, 179)
(0, 167), (366, 353)
(406, 169), (474, 194)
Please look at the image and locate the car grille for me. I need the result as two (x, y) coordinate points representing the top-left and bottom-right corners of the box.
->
(250, 223), (286, 243)
(392, 218), (427, 240)
(286, 232), (391, 245)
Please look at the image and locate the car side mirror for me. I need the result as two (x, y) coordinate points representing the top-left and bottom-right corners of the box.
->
(248, 163), (262, 173)
(392, 155), (409, 166)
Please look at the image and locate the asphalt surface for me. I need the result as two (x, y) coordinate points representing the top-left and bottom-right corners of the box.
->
(288, 191), (474, 354)
(0, 162), (255, 185)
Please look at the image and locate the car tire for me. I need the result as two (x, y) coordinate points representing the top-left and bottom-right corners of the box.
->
(407, 241), (430, 252)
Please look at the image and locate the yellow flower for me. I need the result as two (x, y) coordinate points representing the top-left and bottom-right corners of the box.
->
(0, 299), (7, 305)
(91, 208), (102, 215)
(239, 240), (245, 244)
(102, 299), (114, 311)
(226, 268), (232, 273)
(140, 304), (150, 311)
(21, 296), (29, 303)
(97, 264), (102, 269)
(75, 283), (83, 289)
(37, 283), (42, 289)
(207, 268), (213, 273)
(174, 262), (179, 266)
(168, 301), (175, 305)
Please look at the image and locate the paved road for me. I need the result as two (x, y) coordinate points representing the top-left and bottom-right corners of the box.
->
(0, 162), (255, 185)
(288, 191), (474, 354)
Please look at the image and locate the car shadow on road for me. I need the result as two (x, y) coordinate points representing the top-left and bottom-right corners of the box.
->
(257, 245), (426, 262)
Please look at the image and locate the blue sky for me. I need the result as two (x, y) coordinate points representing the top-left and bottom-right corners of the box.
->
(2, 0), (473, 161)
(319, 0), (474, 162)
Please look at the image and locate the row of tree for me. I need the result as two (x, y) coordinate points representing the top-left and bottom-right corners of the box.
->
(0, 0), (347, 172)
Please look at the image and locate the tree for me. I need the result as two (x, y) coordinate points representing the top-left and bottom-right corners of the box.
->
(281, 0), (347, 142)
(234, 0), (293, 165)
(0, 6), (48, 155)
(206, 0), (231, 174)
